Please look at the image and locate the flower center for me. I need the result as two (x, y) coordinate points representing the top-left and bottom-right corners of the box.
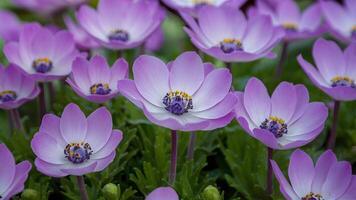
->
(163, 91), (193, 115)
(301, 192), (324, 200)
(108, 30), (129, 42)
(90, 83), (111, 95)
(351, 25), (356, 39)
(32, 58), (53, 73)
(220, 38), (243, 53)
(64, 142), (93, 164)
(331, 76), (355, 88)
(0, 90), (17, 103)
(282, 23), (298, 32)
(193, 0), (212, 7)
(260, 116), (288, 138)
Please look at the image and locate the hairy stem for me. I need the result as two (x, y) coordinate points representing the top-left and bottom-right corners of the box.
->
(169, 130), (178, 185)
(76, 176), (89, 200)
(327, 101), (341, 149)
(187, 132), (197, 161)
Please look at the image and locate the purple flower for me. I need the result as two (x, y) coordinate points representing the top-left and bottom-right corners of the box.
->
(118, 51), (237, 131)
(146, 187), (179, 200)
(298, 38), (356, 101)
(66, 55), (128, 103)
(4, 23), (82, 82)
(11, 0), (87, 15)
(271, 149), (356, 200)
(250, 0), (323, 41)
(144, 27), (164, 52)
(321, 0), (356, 42)
(31, 103), (123, 177)
(0, 144), (32, 200)
(162, 0), (246, 16)
(64, 16), (100, 50)
(76, 0), (165, 50)
(182, 6), (284, 62)
(0, 64), (40, 110)
(0, 10), (21, 42)
(235, 77), (328, 150)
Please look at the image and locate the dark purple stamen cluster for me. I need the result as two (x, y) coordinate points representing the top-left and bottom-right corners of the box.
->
(331, 77), (356, 88)
(64, 142), (93, 164)
(220, 39), (243, 54)
(163, 91), (193, 115)
(32, 58), (53, 73)
(302, 193), (324, 200)
(260, 118), (288, 138)
(108, 30), (129, 42)
(90, 83), (111, 95)
(0, 90), (17, 103)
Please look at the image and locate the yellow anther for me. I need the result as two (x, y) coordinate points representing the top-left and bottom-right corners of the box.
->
(193, 0), (212, 5)
(282, 23), (298, 30)
(269, 116), (285, 124)
(167, 91), (192, 100)
(222, 38), (242, 45)
(331, 76), (354, 83)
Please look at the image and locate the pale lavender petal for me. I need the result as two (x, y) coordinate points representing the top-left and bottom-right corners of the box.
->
(288, 85), (309, 124)
(253, 128), (279, 149)
(270, 82), (297, 123)
(146, 187), (179, 200)
(0, 144), (15, 194)
(271, 160), (299, 200)
(31, 133), (66, 164)
(311, 150), (337, 193)
(39, 114), (67, 147)
(338, 176), (356, 200)
(345, 42), (356, 80)
(60, 103), (87, 143)
(92, 130), (122, 159)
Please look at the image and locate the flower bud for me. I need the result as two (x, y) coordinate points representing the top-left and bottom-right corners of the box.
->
(102, 183), (118, 200)
(21, 189), (39, 200)
(202, 185), (221, 200)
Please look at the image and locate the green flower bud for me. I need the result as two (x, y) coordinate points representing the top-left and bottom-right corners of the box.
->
(21, 189), (39, 200)
(202, 185), (221, 200)
(102, 183), (118, 200)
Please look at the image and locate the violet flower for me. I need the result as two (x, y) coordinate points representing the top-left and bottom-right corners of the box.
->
(66, 55), (128, 103)
(235, 77), (328, 150)
(0, 144), (32, 200)
(146, 187), (179, 200)
(321, 0), (356, 42)
(76, 0), (165, 50)
(4, 23), (82, 82)
(182, 6), (284, 62)
(31, 103), (123, 177)
(11, 0), (87, 15)
(298, 38), (356, 101)
(250, 0), (323, 41)
(0, 10), (21, 42)
(271, 149), (356, 200)
(118, 51), (237, 132)
(144, 27), (164, 52)
(0, 64), (40, 110)
(64, 16), (100, 50)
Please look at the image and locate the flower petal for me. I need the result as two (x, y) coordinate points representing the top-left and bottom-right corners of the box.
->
(60, 103), (87, 143)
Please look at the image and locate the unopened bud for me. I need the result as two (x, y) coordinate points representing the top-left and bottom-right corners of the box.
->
(202, 185), (221, 200)
(21, 189), (39, 200)
(102, 183), (118, 200)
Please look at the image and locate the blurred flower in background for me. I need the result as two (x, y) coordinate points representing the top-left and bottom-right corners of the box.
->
(146, 187), (179, 200)
(11, 0), (88, 15)
(0, 9), (21, 42)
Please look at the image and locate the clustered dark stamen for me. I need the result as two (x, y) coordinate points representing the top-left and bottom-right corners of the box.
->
(64, 142), (93, 164)
(302, 192), (324, 200)
(32, 58), (53, 73)
(351, 25), (356, 39)
(193, 0), (211, 7)
(260, 116), (288, 138)
(0, 90), (17, 103)
(282, 23), (298, 33)
(108, 30), (129, 42)
(220, 38), (243, 54)
(90, 83), (112, 95)
(331, 76), (356, 88)
(163, 91), (193, 115)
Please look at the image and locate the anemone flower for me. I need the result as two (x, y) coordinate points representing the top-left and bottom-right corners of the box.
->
(182, 6), (284, 63)
(321, 0), (356, 42)
(146, 187), (179, 200)
(0, 10), (21, 42)
(161, 0), (246, 16)
(298, 38), (356, 149)
(76, 0), (165, 50)
(250, 0), (323, 41)
(4, 23), (82, 82)
(64, 16), (100, 50)
(67, 55), (128, 103)
(271, 149), (356, 200)
(0, 144), (32, 200)
(11, 0), (87, 15)
(31, 103), (123, 199)
(118, 51), (237, 184)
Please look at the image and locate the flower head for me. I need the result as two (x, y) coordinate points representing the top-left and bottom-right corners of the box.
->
(76, 0), (165, 50)
(4, 23), (82, 82)
(0, 64), (40, 110)
(271, 149), (356, 200)
(250, 0), (323, 41)
(67, 55), (128, 103)
(31, 103), (123, 177)
(235, 77), (328, 150)
(0, 144), (32, 200)
(0, 10), (21, 42)
(182, 6), (284, 62)
(11, 0), (87, 15)
(118, 51), (237, 132)
(298, 38), (356, 101)
(146, 187), (179, 200)
(321, 0), (356, 42)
